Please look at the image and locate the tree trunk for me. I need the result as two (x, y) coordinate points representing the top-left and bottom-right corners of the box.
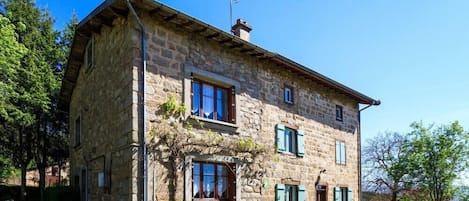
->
(20, 163), (27, 201)
(58, 162), (62, 186)
(391, 192), (397, 201)
(39, 166), (46, 201)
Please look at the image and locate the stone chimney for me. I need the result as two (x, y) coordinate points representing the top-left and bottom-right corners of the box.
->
(232, 18), (252, 42)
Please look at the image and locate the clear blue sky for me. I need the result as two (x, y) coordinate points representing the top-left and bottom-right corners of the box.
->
(37, 0), (469, 142)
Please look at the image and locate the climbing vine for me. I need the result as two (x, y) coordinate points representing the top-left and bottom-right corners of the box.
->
(148, 96), (272, 201)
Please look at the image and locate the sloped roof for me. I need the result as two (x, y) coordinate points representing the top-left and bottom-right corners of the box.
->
(59, 0), (380, 110)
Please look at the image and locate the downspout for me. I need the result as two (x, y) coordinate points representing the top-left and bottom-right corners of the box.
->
(357, 100), (380, 201)
(125, 1), (148, 201)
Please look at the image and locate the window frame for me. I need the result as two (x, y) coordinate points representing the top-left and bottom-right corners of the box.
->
(192, 161), (236, 201)
(85, 36), (94, 72)
(184, 65), (241, 129)
(191, 78), (233, 123)
(284, 85), (294, 104)
(276, 124), (305, 156)
(335, 105), (343, 121)
(284, 127), (297, 154)
(75, 116), (81, 147)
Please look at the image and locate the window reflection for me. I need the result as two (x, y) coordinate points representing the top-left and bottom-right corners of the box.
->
(202, 85), (214, 119)
(192, 82), (200, 116)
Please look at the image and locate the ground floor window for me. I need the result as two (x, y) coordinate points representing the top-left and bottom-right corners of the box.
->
(192, 162), (235, 201)
(334, 187), (352, 201)
(276, 184), (306, 201)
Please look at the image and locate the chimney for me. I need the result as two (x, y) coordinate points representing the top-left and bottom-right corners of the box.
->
(232, 18), (252, 42)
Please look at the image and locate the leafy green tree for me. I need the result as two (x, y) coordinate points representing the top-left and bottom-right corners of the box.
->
(0, 13), (28, 123)
(362, 132), (414, 201)
(408, 122), (469, 201)
(1, 1), (67, 200)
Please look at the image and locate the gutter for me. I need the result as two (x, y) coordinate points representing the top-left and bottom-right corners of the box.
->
(357, 100), (380, 201)
(125, 1), (148, 201)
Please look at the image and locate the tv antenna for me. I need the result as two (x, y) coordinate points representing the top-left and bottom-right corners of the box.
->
(230, 0), (239, 33)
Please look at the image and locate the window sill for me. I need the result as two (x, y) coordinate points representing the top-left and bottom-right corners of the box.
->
(188, 116), (239, 133)
(277, 151), (303, 157)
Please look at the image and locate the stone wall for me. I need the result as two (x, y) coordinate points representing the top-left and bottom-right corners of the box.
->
(69, 15), (138, 201)
(139, 11), (361, 201)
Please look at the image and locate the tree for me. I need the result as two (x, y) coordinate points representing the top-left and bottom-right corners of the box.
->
(408, 122), (469, 201)
(1, 1), (67, 200)
(362, 132), (414, 201)
(0, 14), (27, 123)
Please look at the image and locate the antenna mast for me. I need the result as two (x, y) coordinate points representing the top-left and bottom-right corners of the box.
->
(230, 0), (238, 33)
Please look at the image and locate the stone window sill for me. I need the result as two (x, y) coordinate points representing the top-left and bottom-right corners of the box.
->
(188, 116), (239, 133)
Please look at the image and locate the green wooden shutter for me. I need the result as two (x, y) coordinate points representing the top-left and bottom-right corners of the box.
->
(347, 187), (353, 201)
(276, 124), (285, 152)
(296, 130), (305, 156)
(334, 187), (341, 201)
(276, 184), (285, 201)
(298, 185), (306, 201)
(340, 142), (346, 164)
(335, 141), (341, 164)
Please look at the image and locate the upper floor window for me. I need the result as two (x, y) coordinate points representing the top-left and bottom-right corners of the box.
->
(192, 162), (235, 201)
(336, 105), (343, 121)
(191, 79), (235, 123)
(276, 124), (304, 156)
(284, 86), (294, 104)
(75, 116), (81, 146)
(85, 37), (94, 71)
(335, 141), (346, 165)
(276, 184), (306, 201)
(334, 187), (352, 201)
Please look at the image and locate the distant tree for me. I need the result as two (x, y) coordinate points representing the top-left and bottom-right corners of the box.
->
(454, 185), (469, 201)
(408, 122), (469, 201)
(0, 156), (18, 183)
(362, 132), (414, 201)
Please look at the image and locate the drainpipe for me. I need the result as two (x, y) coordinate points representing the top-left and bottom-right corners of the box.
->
(358, 100), (380, 201)
(125, 1), (148, 201)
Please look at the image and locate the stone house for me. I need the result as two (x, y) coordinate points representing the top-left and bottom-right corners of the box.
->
(59, 0), (380, 201)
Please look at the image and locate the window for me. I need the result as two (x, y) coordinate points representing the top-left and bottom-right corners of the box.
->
(284, 86), (294, 104)
(276, 184), (305, 201)
(276, 124), (305, 156)
(334, 187), (352, 201)
(191, 79), (235, 123)
(75, 116), (81, 146)
(192, 162), (235, 201)
(335, 141), (346, 165)
(85, 37), (94, 71)
(335, 105), (343, 121)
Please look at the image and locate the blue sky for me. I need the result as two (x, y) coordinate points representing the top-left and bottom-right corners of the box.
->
(37, 0), (469, 143)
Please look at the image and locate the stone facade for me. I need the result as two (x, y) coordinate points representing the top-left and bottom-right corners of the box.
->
(69, 16), (140, 201)
(140, 13), (360, 201)
(67, 2), (375, 201)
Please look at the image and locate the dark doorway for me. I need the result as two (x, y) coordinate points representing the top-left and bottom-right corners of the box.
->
(316, 185), (327, 201)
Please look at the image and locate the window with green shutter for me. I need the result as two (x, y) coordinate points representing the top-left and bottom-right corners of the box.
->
(335, 141), (346, 165)
(276, 184), (305, 201)
(276, 124), (305, 156)
(276, 124), (286, 152)
(334, 187), (352, 201)
(296, 130), (304, 157)
(276, 184), (285, 201)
